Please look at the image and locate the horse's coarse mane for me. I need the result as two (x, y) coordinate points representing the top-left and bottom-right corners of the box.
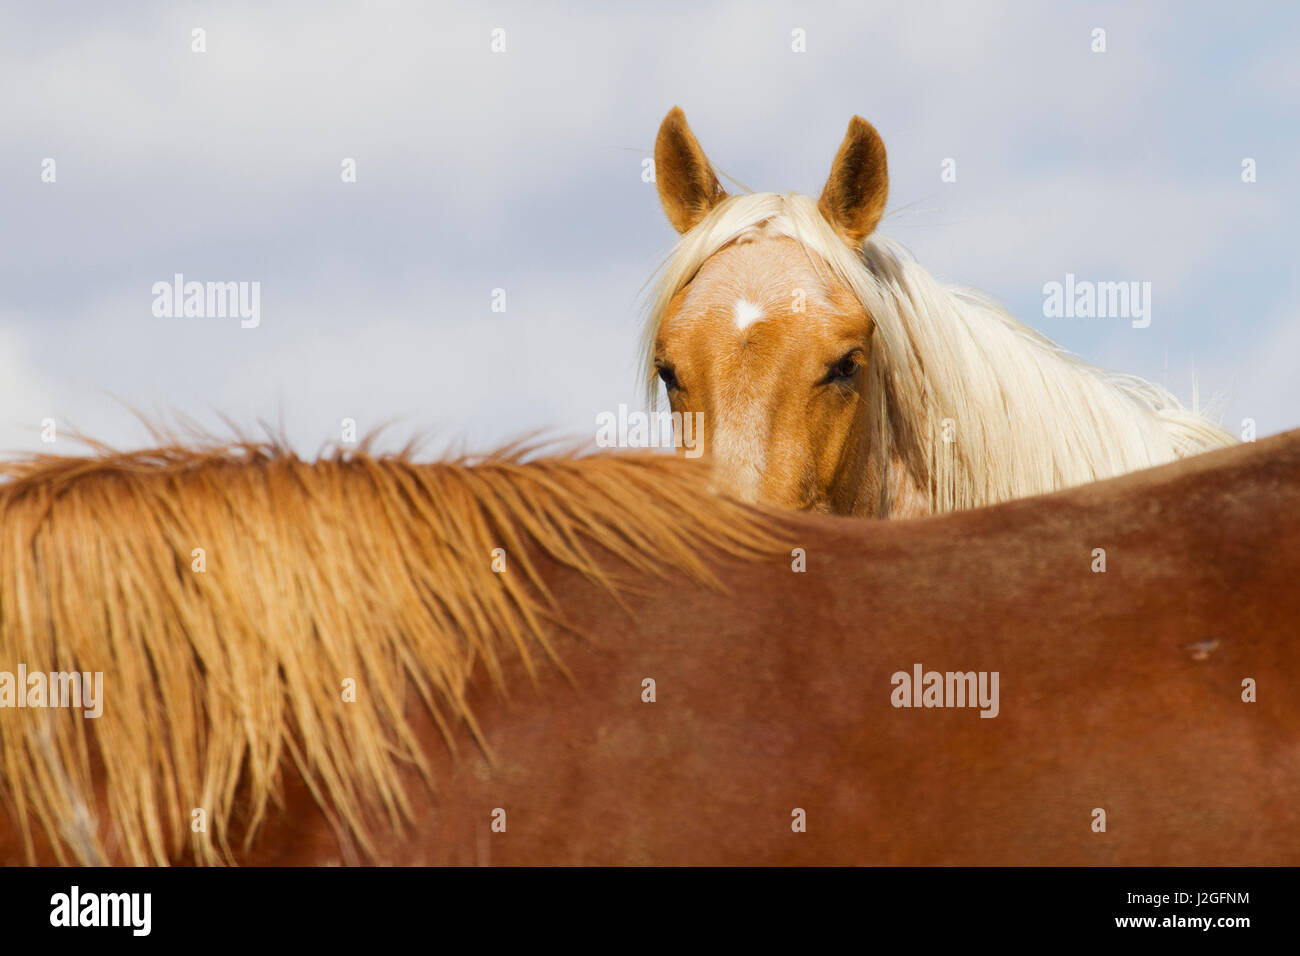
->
(642, 192), (1236, 512)
(0, 439), (782, 865)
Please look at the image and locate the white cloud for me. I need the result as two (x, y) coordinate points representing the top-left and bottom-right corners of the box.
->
(1, 0), (1296, 453)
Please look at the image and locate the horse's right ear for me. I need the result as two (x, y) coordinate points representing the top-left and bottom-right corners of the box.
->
(818, 116), (889, 245)
(654, 107), (727, 234)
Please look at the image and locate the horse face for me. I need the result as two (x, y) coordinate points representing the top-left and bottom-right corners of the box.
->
(654, 230), (873, 512)
(652, 108), (890, 513)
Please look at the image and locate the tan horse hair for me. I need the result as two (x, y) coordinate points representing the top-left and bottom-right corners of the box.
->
(0, 438), (783, 865)
(641, 192), (1236, 513)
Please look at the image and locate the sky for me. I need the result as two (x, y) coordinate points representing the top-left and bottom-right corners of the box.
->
(2, 0), (1296, 457)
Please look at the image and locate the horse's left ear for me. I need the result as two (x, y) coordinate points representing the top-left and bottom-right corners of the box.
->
(818, 117), (889, 245)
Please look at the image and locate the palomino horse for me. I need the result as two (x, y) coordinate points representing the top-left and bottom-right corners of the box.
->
(646, 107), (1236, 516)
(1, 430), (1296, 865)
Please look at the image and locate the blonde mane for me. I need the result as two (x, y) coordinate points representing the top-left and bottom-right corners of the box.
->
(642, 192), (1236, 512)
(0, 441), (781, 865)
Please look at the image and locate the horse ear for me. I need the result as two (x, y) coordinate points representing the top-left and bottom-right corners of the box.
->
(818, 117), (889, 245)
(654, 107), (727, 233)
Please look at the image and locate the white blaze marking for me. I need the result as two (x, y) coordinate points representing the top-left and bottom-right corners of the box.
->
(733, 299), (764, 330)
(710, 410), (767, 504)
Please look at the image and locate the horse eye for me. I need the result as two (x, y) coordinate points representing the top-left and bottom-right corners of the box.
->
(657, 364), (679, 391)
(824, 351), (862, 385)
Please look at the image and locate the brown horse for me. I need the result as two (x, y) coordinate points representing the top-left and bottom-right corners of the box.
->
(645, 107), (1235, 516)
(1, 430), (1297, 865)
